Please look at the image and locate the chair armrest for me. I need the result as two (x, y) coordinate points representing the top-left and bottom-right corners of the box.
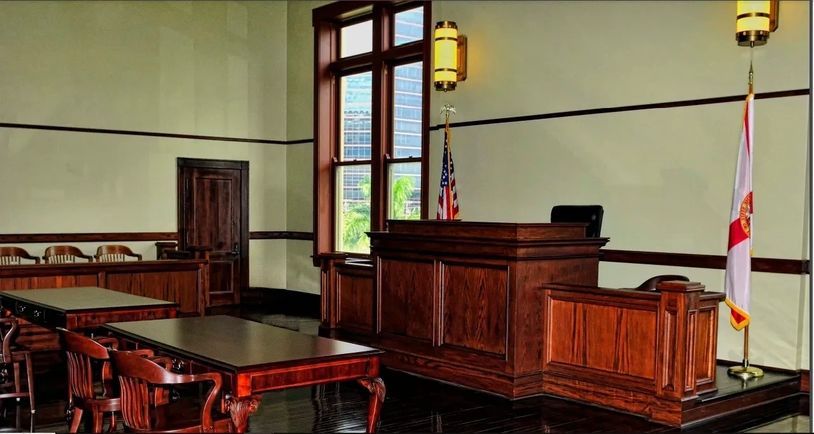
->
(125, 348), (155, 358)
(92, 336), (120, 349)
(148, 355), (173, 370)
(0, 318), (18, 362)
(147, 356), (174, 406)
(19, 253), (39, 263)
(187, 372), (222, 432)
(134, 253), (143, 261)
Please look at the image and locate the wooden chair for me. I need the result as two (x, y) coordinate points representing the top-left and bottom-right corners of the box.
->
(58, 329), (169, 433)
(0, 247), (40, 266)
(110, 351), (233, 433)
(0, 318), (35, 432)
(42, 246), (93, 264)
(95, 245), (142, 263)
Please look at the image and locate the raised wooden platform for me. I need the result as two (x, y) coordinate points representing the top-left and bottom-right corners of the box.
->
(384, 361), (805, 429)
(683, 364), (803, 427)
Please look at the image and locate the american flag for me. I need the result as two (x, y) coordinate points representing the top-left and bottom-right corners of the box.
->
(437, 126), (459, 220)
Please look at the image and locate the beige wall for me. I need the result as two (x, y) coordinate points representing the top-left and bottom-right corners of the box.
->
(427, 0), (810, 369)
(284, 1), (328, 294)
(0, 1), (289, 288)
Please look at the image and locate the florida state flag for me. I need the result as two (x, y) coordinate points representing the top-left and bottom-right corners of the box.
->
(724, 92), (754, 331)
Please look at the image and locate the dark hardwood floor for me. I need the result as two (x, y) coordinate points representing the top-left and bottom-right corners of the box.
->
(3, 304), (809, 433)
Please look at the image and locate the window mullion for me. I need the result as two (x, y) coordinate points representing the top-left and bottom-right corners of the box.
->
(369, 4), (389, 232)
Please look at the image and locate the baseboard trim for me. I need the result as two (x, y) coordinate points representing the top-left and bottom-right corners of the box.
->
(243, 287), (320, 318)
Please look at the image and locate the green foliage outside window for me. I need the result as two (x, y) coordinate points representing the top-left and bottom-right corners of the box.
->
(342, 175), (419, 252)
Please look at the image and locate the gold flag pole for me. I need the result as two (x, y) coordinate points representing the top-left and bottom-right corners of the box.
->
(729, 325), (764, 379)
(728, 46), (763, 381)
(441, 104), (456, 154)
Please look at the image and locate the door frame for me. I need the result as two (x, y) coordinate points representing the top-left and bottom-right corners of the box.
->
(177, 157), (250, 302)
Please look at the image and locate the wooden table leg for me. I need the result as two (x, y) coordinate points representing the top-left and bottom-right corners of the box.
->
(224, 395), (260, 433)
(358, 377), (386, 433)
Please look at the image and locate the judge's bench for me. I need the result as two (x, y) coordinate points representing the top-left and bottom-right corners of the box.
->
(318, 220), (725, 427)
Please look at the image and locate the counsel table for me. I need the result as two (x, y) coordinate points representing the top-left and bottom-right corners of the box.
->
(0, 286), (178, 331)
(104, 315), (386, 433)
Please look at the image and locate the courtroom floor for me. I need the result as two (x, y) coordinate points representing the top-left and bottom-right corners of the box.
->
(8, 305), (811, 433)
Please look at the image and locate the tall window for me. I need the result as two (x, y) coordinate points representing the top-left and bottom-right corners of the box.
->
(314, 2), (430, 256)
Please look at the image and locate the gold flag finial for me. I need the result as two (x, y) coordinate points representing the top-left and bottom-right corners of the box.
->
(440, 104), (456, 124)
(440, 104), (456, 146)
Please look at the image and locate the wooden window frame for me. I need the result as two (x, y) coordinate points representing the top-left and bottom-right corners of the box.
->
(313, 1), (431, 262)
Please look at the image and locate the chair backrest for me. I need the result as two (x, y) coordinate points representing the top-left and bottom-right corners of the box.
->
(43, 245), (93, 264)
(550, 205), (604, 238)
(95, 244), (142, 262)
(0, 247), (40, 265)
(635, 274), (690, 291)
(58, 328), (113, 400)
(110, 351), (222, 432)
(0, 318), (19, 364)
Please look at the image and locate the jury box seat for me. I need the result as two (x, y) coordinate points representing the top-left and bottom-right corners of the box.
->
(42, 246), (93, 264)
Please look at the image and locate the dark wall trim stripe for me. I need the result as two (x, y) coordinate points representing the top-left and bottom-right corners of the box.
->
(250, 231), (315, 241)
(0, 121), (312, 145)
(601, 249), (810, 275)
(4, 90), (805, 143)
(429, 88), (810, 131)
(286, 138), (315, 145)
(0, 232), (178, 244)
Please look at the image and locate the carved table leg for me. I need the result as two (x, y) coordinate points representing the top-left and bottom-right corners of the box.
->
(224, 395), (260, 433)
(357, 377), (386, 433)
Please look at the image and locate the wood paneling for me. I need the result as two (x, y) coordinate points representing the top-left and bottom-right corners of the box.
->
(106, 270), (200, 314)
(548, 298), (657, 380)
(695, 303), (718, 393)
(441, 263), (508, 356)
(378, 258), (434, 342)
(337, 267), (374, 333)
(540, 281), (726, 427)
(0, 260), (207, 315)
(321, 221), (608, 399)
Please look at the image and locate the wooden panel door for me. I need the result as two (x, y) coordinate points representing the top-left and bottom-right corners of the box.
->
(178, 158), (248, 307)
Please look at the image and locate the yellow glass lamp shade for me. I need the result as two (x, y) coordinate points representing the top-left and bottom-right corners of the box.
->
(736, 0), (779, 46)
(434, 21), (459, 91)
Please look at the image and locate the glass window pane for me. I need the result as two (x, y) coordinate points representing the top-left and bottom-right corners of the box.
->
(340, 72), (373, 161)
(393, 62), (422, 159)
(388, 162), (421, 220)
(394, 7), (423, 46)
(341, 20), (372, 57)
(336, 165), (372, 253)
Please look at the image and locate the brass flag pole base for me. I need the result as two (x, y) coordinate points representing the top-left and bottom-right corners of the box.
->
(727, 363), (764, 380)
(727, 325), (764, 380)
